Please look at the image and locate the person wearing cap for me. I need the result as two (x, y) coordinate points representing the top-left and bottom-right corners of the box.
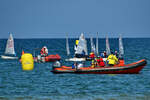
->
(107, 51), (118, 66)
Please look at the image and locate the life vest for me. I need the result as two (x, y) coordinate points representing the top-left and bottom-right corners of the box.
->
(90, 53), (95, 59)
(97, 58), (105, 67)
(107, 54), (118, 65)
(40, 47), (47, 55)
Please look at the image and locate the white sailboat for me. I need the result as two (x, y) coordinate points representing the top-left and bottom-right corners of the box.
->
(102, 36), (111, 61)
(1, 33), (18, 59)
(66, 33), (70, 56)
(96, 32), (99, 55)
(90, 36), (96, 54)
(75, 33), (88, 56)
(106, 36), (111, 56)
(65, 33), (87, 61)
(119, 34), (124, 59)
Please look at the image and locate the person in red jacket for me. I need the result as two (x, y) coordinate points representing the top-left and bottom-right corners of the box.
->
(89, 52), (95, 59)
(40, 46), (48, 57)
(96, 56), (105, 67)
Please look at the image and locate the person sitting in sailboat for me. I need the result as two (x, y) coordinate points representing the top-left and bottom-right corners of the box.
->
(107, 51), (119, 66)
(40, 46), (48, 57)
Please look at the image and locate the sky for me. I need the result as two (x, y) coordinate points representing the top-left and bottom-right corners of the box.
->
(0, 0), (150, 38)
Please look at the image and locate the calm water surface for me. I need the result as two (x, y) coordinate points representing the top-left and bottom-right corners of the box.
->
(0, 38), (149, 100)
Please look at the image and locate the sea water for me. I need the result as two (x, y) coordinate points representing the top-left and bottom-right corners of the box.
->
(0, 38), (149, 100)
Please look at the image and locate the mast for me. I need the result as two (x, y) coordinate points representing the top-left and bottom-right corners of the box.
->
(66, 33), (70, 56)
(90, 36), (96, 53)
(106, 35), (111, 55)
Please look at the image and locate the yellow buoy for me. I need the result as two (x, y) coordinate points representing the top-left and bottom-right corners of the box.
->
(21, 53), (34, 70)
(75, 40), (79, 45)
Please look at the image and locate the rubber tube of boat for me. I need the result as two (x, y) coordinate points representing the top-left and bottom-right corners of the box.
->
(21, 53), (34, 70)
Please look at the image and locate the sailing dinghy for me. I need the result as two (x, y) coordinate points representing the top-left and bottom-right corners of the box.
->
(1, 33), (18, 59)
(65, 33), (88, 62)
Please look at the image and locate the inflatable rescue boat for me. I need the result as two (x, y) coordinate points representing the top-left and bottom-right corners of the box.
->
(52, 59), (147, 74)
(34, 54), (61, 63)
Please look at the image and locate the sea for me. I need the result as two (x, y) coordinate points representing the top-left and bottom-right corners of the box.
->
(0, 38), (149, 100)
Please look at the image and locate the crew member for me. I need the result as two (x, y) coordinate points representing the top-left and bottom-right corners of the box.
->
(96, 56), (105, 67)
(40, 46), (48, 57)
(107, 51), (118, 66)
(89, 52), (95, 59)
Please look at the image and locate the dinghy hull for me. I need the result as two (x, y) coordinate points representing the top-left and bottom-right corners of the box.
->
(1, 55), (18, 60)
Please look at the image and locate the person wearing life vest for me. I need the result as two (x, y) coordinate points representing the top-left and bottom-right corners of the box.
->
(89, 52), (95, 59)
(107, 51), (118, 66)
(40, 46), (48, 57)
(96, 56), (105, 67)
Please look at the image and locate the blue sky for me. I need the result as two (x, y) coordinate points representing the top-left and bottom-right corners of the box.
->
(0, 0), (150, 38)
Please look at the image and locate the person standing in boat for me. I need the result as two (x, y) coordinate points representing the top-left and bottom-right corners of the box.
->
(115, 51), (119, 58)
(107, 51), (118, 66)
(103, 51), (107, 58)
(40, 46), (48, 57)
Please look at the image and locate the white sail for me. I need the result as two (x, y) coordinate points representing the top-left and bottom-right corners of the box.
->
(75, 33), (88, 55)
(106, 36), (111, 55)
(5, 33), (15, 55)
(119, 34), (124, 58)
(66, 33), (70, 56)
(90, 37), (96, 53)
(96, 32), (99, 55)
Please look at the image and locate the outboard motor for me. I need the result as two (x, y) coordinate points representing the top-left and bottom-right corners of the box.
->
(37, 55), (41, 62)
(52, 61), (61, 69)
(41, 57), (45, 63)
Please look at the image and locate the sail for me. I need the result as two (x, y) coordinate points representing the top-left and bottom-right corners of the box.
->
(75, 33), (88, 55)
(106, 36), (110, 55)
(66, 33), (70, 56)
(90, 37), (96, 53)
(119, 35), (124, 58)
(5, 33), (15, 55)
(96, 32), (99, 55)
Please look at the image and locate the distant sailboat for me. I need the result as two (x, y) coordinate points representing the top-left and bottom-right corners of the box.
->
(75, 33), (88, 56)
(90, 36), (96, 54)
(65, 33), (88, 61)
(119, 34), (124, 59)
(1, 33), (18, 59)
(66, 33), (70, 56)
(96, 32), (99, 55)
(106, 36), (111, 56)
